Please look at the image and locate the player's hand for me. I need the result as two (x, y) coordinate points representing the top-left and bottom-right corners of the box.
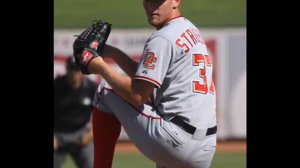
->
(81, 129), (93, 146)
(73, 20), (111, 74)
(54, 135), (58, 151)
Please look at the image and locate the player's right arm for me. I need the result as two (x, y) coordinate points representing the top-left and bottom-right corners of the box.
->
(102, 45), (138, 78)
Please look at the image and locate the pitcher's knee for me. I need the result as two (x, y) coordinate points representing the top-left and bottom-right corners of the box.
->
(96, 80), (113, 95)
(95, 80), (119, 108)
(97, 80), (107, 91)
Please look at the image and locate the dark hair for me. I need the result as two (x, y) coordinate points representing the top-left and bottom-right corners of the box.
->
(66, 57), (81, 71)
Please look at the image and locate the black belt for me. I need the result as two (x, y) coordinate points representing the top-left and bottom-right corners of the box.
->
(170, 116), (217, 136)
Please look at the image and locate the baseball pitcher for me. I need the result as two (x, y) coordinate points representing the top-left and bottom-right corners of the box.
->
(72, 0), (217, 167)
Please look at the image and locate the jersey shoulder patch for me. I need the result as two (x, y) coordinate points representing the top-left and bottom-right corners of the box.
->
(143, 52), (157, 70)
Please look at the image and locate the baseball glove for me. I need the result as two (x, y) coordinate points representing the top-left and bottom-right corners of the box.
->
(73, 20), (111, 74)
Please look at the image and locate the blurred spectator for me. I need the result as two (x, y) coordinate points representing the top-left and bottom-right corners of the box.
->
(54, 57), (98, 168)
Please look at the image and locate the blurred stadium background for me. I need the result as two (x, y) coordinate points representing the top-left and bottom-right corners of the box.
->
(54, 0), (246, 168)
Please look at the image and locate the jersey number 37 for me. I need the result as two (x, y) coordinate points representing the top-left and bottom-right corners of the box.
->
(192, 54), (215, 95)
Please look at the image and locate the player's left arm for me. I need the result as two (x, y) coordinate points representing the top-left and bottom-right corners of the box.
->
(88, 57), (155, 107)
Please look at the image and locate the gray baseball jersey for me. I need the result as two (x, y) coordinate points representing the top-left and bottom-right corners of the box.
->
(94, 17), (217, 168)
(135, 17), (216, 129)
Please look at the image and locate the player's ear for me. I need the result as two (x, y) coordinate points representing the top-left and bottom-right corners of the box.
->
(172, 0), (180, 9)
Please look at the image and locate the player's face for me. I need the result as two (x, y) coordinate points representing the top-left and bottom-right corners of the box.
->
(143, 0), (180, 29)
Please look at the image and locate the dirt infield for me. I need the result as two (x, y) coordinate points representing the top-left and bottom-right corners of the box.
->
(115, 140), (246, 153)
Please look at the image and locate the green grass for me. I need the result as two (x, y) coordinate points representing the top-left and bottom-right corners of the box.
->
(112, 153), (156, 168)
(54, 0), (246, 28)
(210, 152), (246, 168)
(62, 151), (246, 168)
